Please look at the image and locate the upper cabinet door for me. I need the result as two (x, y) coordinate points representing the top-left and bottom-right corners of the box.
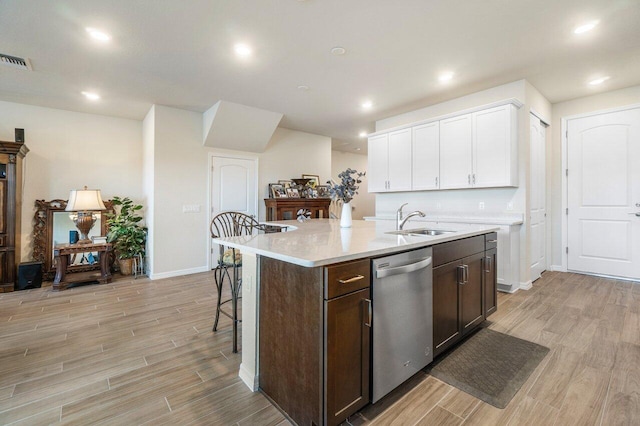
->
(387, 129), (412, 192)
(368, 134), (389, 192)
(412, 122), (440, 190)
(439, 114), (473, 189)
(473, 105), (518, 187)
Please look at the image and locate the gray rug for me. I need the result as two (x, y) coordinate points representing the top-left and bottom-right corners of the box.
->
(428, 328), (549, 409)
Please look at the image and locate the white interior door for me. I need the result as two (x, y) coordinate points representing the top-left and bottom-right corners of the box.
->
(567, 107), (640, 279)
(211, 156), (257, 265)
(530, 114), (546, 281)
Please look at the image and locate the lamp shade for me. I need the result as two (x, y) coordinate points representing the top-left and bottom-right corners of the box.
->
(65, 187), (106, 212)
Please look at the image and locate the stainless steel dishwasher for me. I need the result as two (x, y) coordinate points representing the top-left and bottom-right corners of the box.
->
(371, 247), (433, 403)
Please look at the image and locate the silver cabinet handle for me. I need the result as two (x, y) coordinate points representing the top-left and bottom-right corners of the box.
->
(457, 265), (467, 285)
(376, 257), (432, 278)
(628, 212), (640, 217)
(338, 275), (365, 284)
(435, 176), (438, 187)
(487, 239), (497, 243)
(472, 174), (476, 185)
(364, 298), (372, 327)
(484, 256), (492, 273)
(464, 264), (469, 284)
(468, 174), (471, 185)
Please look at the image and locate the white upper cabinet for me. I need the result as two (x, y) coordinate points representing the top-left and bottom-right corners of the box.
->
(368, 100), (519, 193)
(412, 122), (440, 190)
(439, 114), (473, 189)
(368, 130), (412, 192)
(473, 104), (518, 188)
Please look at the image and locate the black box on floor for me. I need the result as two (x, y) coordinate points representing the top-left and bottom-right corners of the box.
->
(17, 261), (43, 291)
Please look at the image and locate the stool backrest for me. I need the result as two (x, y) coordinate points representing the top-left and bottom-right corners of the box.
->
(210, 212), (262, 239)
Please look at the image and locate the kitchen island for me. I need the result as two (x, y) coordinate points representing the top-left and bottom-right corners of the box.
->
(213, 219), (498, 425)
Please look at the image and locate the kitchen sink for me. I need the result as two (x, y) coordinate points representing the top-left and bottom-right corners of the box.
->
(386, 228), (456, 236)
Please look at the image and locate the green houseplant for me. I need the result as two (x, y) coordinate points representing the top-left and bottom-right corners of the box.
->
(105, 196), (146, 275)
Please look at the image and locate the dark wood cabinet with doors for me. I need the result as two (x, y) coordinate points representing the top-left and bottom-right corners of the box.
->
(432, 233), (497, 357)
(264, 198), (331, 221)
(260, 256), (371, 426)
(0, 141), (28, 293)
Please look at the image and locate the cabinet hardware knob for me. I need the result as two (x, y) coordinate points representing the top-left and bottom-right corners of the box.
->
(338, 275), (365, 284)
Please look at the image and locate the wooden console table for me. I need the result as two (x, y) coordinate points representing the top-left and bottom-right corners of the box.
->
(53, 243), (113, 291)
(264, 198), (331, 221)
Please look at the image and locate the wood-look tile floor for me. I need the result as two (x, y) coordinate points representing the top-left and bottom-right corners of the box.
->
(0, 271), (638, 425)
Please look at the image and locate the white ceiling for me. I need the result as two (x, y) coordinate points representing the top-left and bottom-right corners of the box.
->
(1, 0), (639, 153)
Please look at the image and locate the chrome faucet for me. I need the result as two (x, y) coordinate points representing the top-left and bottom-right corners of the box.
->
(396, 203), (426, 230)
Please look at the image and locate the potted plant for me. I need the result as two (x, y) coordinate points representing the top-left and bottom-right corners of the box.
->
(105, 196), (146, 275)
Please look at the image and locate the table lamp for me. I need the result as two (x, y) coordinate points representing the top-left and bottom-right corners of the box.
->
(65, 186), (106, 244)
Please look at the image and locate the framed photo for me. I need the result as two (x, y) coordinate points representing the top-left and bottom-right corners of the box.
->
(270, 183), (287, 198)
(278, 179), (293, 189)
(308, 188), (318, 198)
(286, 187), (300, 198)
(316, 185), (330, 198)
(302, 174), (320, 188)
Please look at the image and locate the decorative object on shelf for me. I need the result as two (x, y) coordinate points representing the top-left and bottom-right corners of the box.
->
(269, 183), (287, 198)
(316, 185), (330, 198)
(286, 187), (299, 198)
(105, 197), (146, 276)
(291, 178), (312, 197)
(65, 186), (107, 244)
(297, 208), (311, 222)
(278, 179), (293, 189)
(302, 174), (320, 188)
(327, 168), (365, 228)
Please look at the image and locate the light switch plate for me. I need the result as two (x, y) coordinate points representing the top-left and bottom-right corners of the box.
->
(182, 204), (201, 213)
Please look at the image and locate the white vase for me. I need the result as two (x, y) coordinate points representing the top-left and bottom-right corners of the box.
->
(340, 202), (352, 228)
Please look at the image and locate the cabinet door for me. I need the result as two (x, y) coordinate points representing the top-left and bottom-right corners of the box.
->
(433, 260), (461, 356)
(368, 134), (389, 192)
(460, 252), (484, 335)
(412, 122), (440, 190)
(439, 114), (473, 189)
(325, 288), (371, 426)
(473, 105), (517, 187)
(484, 248), (497, 317)
(387, 129), (412, 191)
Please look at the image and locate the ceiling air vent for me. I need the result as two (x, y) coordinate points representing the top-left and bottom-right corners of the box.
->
(0, 53), (33, 71)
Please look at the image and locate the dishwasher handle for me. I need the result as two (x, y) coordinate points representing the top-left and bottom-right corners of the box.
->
(375, 257), (432, 279)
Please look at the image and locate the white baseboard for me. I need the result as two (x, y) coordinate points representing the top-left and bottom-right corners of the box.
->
(497, 283), (519, 293)
(239, 363), (259, 391)
(549, 264), (565, 272)
(149, 266), (210, 280)
(520, 280), (532, 290)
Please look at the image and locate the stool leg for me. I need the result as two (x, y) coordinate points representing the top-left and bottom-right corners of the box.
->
(212, 266), (224, 332)
(232, 266), (239, 353)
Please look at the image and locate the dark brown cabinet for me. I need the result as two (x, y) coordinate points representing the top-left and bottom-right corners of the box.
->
(432, 234), (497, 356)
(0, 141), (28, 293)
(264, 198), (331, 221)
(259, 257), (370, 426)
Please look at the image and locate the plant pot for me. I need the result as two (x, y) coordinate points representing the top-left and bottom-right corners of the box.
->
(340, 202), (352, 228)
(118, 258), (134, 276)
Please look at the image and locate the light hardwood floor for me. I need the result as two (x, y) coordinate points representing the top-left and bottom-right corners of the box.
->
(0, 271), (638, 425)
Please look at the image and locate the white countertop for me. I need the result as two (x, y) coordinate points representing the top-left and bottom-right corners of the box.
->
(363, 212), (523, 226)
(212, 219), (499, 267)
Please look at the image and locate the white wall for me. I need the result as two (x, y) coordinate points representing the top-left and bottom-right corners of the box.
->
(258, 128), (332, 220)
(0, 100), (142, 260)
(331, 151), (375, 220)
(549, 84), (640, 268)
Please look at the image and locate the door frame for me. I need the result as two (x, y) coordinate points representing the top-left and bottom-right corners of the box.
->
(207, 150), (259, 270)
(560, 102), (640, 273)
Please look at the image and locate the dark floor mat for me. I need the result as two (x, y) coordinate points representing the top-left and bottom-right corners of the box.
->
(428, 328), (549, 409)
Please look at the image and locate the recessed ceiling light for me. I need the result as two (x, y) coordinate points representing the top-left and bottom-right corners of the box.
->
(359, 131), (367, 138)
(297, 85), (309, 91)
(574, 20), (599, 34)
(331, 47), (346, 55)
(588, 76), (610, 85)
(439, 72), (454, 83)
(234, 43), (252, 58)
(361, 100), (373, 109)
(81, 91), (100, 101)
(85, 27), (111, 42)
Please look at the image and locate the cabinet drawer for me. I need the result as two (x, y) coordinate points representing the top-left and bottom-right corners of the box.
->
(485, 232), (497, 250)
(325, 259), (370, 299)
(433, 235), (484, 267)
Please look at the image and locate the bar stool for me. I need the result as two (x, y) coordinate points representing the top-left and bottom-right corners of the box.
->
(210, 212), (263, 353)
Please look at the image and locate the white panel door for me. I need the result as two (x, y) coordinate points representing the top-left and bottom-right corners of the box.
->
(567, 107), (640, 279)
(387, 129), (412, 191)
(439, 114), (473, 189)
(412, 122), (440, 190)
(473, 105), (514, 187)
(529, 115), (546, 282)
(368, 134), (389, 192)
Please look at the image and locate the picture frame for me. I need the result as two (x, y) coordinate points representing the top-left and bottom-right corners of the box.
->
(286, 187), (300, 198)
(269, 183), (287, 198)
(302, 174), (320, 188)
(316, 185), (330, 198)
(307, 188), (318, 198)
(278, 179), (293, 189)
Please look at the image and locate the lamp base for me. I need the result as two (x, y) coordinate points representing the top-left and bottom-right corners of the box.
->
(73, 212), (96, 244)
